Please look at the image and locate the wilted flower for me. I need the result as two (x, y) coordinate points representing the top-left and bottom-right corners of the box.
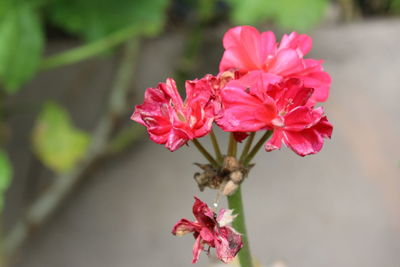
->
(172, 197), (243, 263)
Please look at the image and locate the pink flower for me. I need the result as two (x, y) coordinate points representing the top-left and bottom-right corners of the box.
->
(217, 72), (332, 156)
(216, 70), (279, 133)
(265, 78), (333, 156)
(172, 197), (243, 263)
(219, 26), (331, 104)
(131, 78), (214, 151)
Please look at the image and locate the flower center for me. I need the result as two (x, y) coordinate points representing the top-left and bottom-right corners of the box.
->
(272, 116), (285, 128)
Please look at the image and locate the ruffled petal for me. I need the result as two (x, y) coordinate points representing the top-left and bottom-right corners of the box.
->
(192, 235), (204, 264)
(160, 78), (183, 106)
(217, 81), (277, 132)
(172, 219), (200, 236)
(265, 129), (283, 151)
(200, 227), (215, 244)
(283, 128), (324, 156)
(291, 59), (331, 104)
(165, 128), (189, 151)
(215, 227), (243, 263)
(220, 26), (276, 73)
(283, 106), (323, 131)
(217, 209), (237, 227)
(269, 48), (303, 76)
(314, 116), (333, 138)
(193, 197), (216, 228)
(279, 32), (312, 57)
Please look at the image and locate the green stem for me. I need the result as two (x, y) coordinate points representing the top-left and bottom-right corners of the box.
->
(227, 133), (237, 157)
(192, 139), (219, 168)
(209, 130), (223, 163)
(109, 38), (139, 115)
(227, 186), (253, 267)
(40, 25), (141, 71)
(239, 132), (255, 162)
(242, 130), (273, 166)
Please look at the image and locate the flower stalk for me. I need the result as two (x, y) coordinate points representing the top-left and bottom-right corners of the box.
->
(243, 131), (273, 167)
(210, 130), (223, 164)
(227, 133), (237, 158)
(227, 186), (253, 267)
(239, 132), (255, 162)
(192, 139), (219, 168)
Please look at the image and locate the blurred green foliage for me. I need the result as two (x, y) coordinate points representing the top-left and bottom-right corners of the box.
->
(390, 0), (400, 12)
(227, 0), (329, 31)
(0, 0), (169, 93)
(32, 101), (90, 173)
(0, 1), (43, 92)
(47, 0), (168, 41)
(0, 149), (12, 212)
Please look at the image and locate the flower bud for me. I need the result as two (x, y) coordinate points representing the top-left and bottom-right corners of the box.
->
(223, 156), (239, 172)
(229, 170), (243, 184)
(222, 180), (239, 196)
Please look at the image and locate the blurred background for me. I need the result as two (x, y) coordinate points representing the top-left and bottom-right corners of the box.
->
(0, 0), (400, 266)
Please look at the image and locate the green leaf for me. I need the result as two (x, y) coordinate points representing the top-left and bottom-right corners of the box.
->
(390, 0), (400, 13)
(0, 3), (44, 93)
(32, 101), (90, 173)
(227, 0), (328, 31)
(0, 150), (12, 212)
(46, 0), (169, 41)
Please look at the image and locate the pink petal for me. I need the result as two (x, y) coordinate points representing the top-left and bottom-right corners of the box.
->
(215, 226), (243, 263)
(220, 26), (276, 73)
(283, 128), (324, 156)
(200, 227), (215, 243)
(217, 209), (236, 227)
(273, 78), (314, 111)
(265, 129), (283, 151)
(301, 70), (331, 103)
(192, 197), (216, 228)
(160, 78), (183, 106)
(185, 78), (213, 106)
(279, 32), (312, 57)
(217, 81), (277, 132)
(314, 116), (333, 138)
(260, 31), (277, 58)
(283, 106), (323, 131)
(291, 59), (331, 103)
(236, 70), (281, 100)
(269, 48), (303, 76)
(165, 128), (189, 151)
(172, 219), (199, 236)
(192, 235), (204, 264)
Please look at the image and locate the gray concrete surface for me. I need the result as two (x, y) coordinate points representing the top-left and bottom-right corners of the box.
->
(10, 19), (400, 267)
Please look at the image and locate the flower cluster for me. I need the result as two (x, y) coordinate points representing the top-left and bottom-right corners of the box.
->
(132, 26), (332, 156)
(172, 197), (243, 263)
(132, 26), (334, 265)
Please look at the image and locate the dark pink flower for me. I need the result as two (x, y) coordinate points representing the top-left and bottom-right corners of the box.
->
(219, 26), (331, 104)
(185, 71), (237, 118)
(172, 197), (243, 263)
(265, 78), (333, 156)
(216, 70), (279, 133)
(131, 78), (214, 151)
(217, 72), (332, 156)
